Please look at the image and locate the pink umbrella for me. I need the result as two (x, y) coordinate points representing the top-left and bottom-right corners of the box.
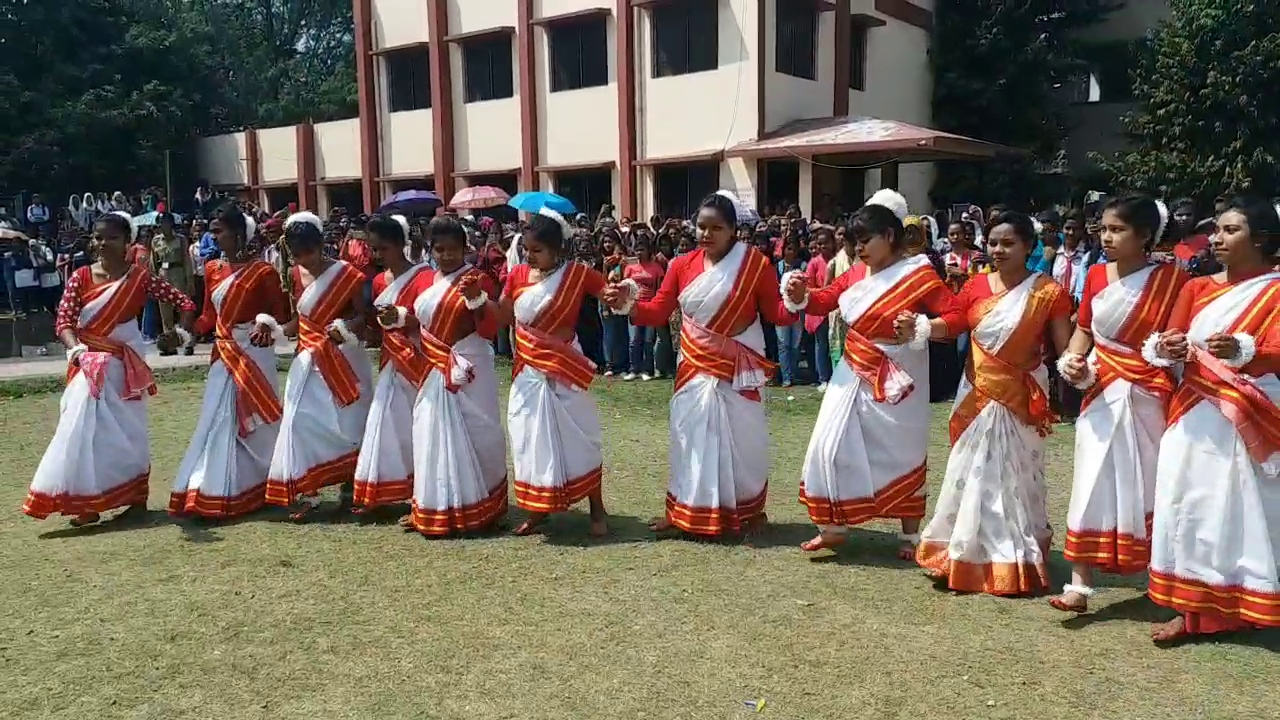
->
(449, 186), (510, 210)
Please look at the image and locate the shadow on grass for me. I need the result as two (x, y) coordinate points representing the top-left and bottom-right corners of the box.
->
(176, 506), (292, 544)
(1059, 594), (1170, 629)
(536, 509), (655, 547)
(37, 507), (170, 540)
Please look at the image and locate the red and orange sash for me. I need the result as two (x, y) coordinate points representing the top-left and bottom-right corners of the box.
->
(1167, 279), (1280, 462)
(210, 261), (284, 435)
(1082, 264), (1183, 411)
(379, 270), (428, 388)
(843, 264), (940, 404)
(297, 263), (365, 407)
(512, 263), (596, 390)
(420, 269), (487, 392)
(675, 248), (777, 394)
(71, 266), (157, 400)
(949, 276), (1060, 443)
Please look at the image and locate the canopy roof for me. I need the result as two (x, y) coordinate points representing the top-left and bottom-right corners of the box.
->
(725, 116), (1020, 162)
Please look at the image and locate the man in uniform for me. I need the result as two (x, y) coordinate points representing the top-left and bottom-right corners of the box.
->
(150, 212), (195, 355)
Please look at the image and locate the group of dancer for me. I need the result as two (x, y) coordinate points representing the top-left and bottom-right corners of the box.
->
(21, 188), (1279, 646)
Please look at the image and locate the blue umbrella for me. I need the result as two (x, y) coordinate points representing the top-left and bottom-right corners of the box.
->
(507, 191), (576, 216)
(379, 189), (442, 217)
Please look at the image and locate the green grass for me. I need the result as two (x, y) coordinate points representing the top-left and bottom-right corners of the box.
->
(0, 375), (1275, 720)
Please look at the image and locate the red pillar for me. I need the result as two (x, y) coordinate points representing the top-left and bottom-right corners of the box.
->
(295, 121), (318, 210)
(244, 127), (261, 206)
(615, 0), (637, 217)
(833, 0), (851, 116)
(352, 0), (381, 212)
(427, 0), (456, 202)
(517, 0), (539, 192)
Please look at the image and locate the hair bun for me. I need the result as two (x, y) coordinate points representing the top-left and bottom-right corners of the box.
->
(284, 211), (323, 234)
(864, 189), (909, 222)
(537, 206), (572, 240)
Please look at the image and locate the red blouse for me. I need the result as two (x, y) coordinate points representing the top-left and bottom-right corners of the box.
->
(56, 266), (195, 335)
(630, 247), (796, 329)
(804, 261), (955, 340)
(1166, 273), (1280, 377)
(407, 267), (500, 342)
(502, 262), (606, 336)
(939, 273), (1072, 336)
(193, 260), (290, 337)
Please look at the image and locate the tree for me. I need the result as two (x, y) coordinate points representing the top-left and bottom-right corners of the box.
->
(1096, 0), (1280, 204)
(929, 1), (1117, 209)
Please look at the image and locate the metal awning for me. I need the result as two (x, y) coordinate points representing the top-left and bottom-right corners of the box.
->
(724, 116), (1020, 162)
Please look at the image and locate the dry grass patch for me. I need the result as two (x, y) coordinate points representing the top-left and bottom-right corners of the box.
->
(0, 376), (1274, 720)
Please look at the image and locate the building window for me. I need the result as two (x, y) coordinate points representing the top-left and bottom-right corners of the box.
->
(549, 17), (609, 92)
(652, 0), (718, 78)
(654, 163), (719, 220)
(385, 47), (432, 112)
(849, 25), (867, 92)
(776, 2), (818, 80)
(554, 169), (613, 217)
(463, 35), (515, 103)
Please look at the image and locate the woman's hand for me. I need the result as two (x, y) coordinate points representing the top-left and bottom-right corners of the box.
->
(1157, 330), (1189, 362)
(893, 311), (919, 344)
(457, 273), (482, 301)
(1059, 353), (1088, 384)
(375, 304), (400, 328)
(784, 274), (807, 305)
(249, 323), (275, 348)
(1205, 332), (1240, 361)
(601, 283), (625, 311)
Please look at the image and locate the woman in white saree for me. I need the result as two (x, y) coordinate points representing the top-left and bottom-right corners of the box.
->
(606, 192), (796, 538)
(170, 206), (291, 519)
(1146, 196), (1280, 644)
(902, 212), (1073, 596)
(352, 214), (429, 514)
(405, 216), (508, 536)
(781, 191), (955, 559)
(24, 212), (195, 527)
(1048, 197), (1188, 613)
(264, 213), (374, 520)
(502, 209), (610, 537)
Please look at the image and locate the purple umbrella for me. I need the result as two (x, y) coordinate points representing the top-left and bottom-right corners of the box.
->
(379, 189), (442, 217)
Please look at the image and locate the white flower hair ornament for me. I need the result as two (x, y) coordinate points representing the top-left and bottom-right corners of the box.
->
(537, 206), (573, 240)
(390, 214), (412, 243)
(1154, 199), (1170, 245)
(244, 214), (257, 240)
(864, 189), (909, 222)
(284, 211), (324, 233)
(110, 210), (139, 242)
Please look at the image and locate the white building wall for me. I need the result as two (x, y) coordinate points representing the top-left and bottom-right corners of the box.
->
(371, 0), (429, 48)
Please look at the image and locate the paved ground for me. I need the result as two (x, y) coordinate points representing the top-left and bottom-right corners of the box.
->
(0, 340), (295, 380)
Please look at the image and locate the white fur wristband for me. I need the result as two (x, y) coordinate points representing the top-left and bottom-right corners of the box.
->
(66, 343), (88, 363)
(1141, 332), (1174, 368)
(1225, 332), (1257, 369)
(464, 290), (490, 311)
(907, 313), (932, 351)
(175, 326), (193, 348)
(1056, 351), (1096, 390)
(612, 278), (640, 316)
(779, 270), (809, 313)
(378, 306), (409, 330)
(327, 318), (359, 345)
(254, 313), (285, 341)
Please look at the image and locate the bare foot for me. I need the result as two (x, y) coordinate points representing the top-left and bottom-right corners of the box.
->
(897, 533), (921, 561)
(648, 516), (674, 532)
(116, 504), (148, 521)
(743, 512), (768, 535)
(800, 531), (845, 552)
(513, 513), (548, 536)
(1151, 616), (1189, 644)
(398, 514), (414, 529)
(1049, 591), (1089, 613)
(69, 512), (101, 528)
(589, 519), (608, 537)
(288, 496), (321, 522)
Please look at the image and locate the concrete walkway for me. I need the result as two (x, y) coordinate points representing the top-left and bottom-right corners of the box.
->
(0, 341), (295, 381)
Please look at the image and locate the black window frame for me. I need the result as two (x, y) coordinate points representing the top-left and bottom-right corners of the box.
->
(549, 16), (610, 92)
(462, 35), (515, 103)
(385, 46), (432, 113)
(654, 162), (719, 220)
(776, 2), (818, 81)
(553, 168), (614, 218)
(651, 0), (719, 78)
(849, 24), (868, 92)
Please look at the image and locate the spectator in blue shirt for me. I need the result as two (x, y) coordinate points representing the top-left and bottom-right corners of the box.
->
(194, 219), (220, 263)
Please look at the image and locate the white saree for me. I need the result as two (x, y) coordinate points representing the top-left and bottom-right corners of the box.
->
(917, 273), (1054, 595)
(352, 265), (428, 508)
(666, 241), (769, 535)
(800, 255), (932, 531)
(409, 266), (508, 534)
(24, 276), (151, 519)
(170, 266), (281, 517)
(267, 261), (373, 502)
(1148, 273), (1280, 628)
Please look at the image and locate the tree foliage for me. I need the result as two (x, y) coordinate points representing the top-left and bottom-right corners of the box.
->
(0, 0), (356, 198)
(929, 1), (1117, 209)
(1096, 0), (1280, 204)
